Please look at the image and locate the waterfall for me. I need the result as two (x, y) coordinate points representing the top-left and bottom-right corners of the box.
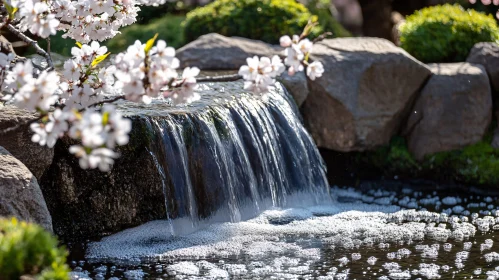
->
(120, 82), (329, 233)
(41, 81), (329, 240)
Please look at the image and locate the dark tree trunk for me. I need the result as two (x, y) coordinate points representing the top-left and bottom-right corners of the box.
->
(358, 0), (394, 41)
(392, 0), (428, 15)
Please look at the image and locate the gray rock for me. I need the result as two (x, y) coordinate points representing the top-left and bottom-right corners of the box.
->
(177, 33), (278, 70)
(301, 37), (432, 152)
(0, 106), (54, 179)
(0, 146), (52, 231)
(277, 71), (309, 107)
(467, 42), (499, 93)
(405, 63), (492, 160)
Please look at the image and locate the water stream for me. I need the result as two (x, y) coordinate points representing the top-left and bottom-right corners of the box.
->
(113, 82), (330, 234)
(67, 82), (499, 279)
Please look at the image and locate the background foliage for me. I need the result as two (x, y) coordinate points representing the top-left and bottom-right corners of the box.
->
(0, 218), (70, 280)
(183, 0), (338, 44)
(399, 4), (499, 63)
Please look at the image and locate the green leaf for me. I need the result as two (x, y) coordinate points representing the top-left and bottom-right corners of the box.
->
(144, 33), (159, 55)
(3, 0), (19, 20)
(102, 111), (109, 125)
(91, 52), (110, 67)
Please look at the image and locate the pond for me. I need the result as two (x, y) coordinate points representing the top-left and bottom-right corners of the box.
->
(68, 182), (499, 279)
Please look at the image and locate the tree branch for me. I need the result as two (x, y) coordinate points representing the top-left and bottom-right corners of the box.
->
(196, 74), (242, 83)
(85, 95), (126, 110)
(313, 32), (333, 44)
(6, 24), (54, 71)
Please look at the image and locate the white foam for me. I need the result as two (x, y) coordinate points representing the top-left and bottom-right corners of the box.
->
(84, 187), (499, 279)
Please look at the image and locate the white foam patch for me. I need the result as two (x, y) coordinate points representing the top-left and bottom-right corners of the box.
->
(84, 187), (499, 278)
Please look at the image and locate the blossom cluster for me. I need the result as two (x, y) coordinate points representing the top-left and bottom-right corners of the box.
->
(469, 0), (499, 18)
(2, 0), (168, 41)
(114, 39), (200, 105)
(1, 38), (201, 171)
(238, 34), (324, 93)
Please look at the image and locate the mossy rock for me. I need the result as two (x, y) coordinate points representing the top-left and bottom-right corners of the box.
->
(355, 131), (499, 187)
(0, 218), (70, 280)
(399, 4), (499, 63)
(182, 0), (345, 44)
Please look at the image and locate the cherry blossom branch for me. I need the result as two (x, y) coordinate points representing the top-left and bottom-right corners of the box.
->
(196, 74), (243, 83)
(86, 96), (126, 110)
(0, 95), (127, 135)
(313, 32), (333, 43)
(12, 56), (45, 71)
(6, 24), (54, 71)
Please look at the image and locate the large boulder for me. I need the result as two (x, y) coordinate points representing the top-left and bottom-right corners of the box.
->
(0, 146), (52, 231)
(40, 81), (327, 241)
(467, 42), (499, 93)
(177, 33), (309, 107)
(277, 71), (309, 107)
(405, 63), (492, 160)
(0, 106), (54, 179)
(302, 37), (431, 152)
(176, 33), (278, 70)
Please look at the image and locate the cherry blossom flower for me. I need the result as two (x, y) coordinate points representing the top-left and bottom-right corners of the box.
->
(69, 145), (119, 172)
(31, 109), (69, 148)
(239, 56), (284, 94)
(0, 52), (14, 69)
(2, 61), (59, 112)
(307, 61), (325, 81)
(167, 67), (201, 105)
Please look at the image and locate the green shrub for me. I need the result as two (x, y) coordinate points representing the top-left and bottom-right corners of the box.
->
(0, 218), (70, 280)
(399, 4), (499, 63)
(106, 14), (185, 53)
(182, 0), (323, 44)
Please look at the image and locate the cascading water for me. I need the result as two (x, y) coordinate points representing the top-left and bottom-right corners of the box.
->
(72, 82), (499, 280)
(41, 80), (329, 240)
(117, 81), (330, 235)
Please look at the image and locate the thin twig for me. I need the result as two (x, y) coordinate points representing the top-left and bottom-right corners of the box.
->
(85, 95), (126, 110)
(196, 74), (242, 83)
(12, 56), (45, 71)
(313, 32), (333, 44)
(6, 24), (54, 71)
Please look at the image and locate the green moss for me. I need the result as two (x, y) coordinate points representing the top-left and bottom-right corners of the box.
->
(399, 4), (499, 63)
(106, 14), (185, 53)
(359, 130), (499, 186)
(425, 141), (499, 186)
(182, 0), (323, 44)
(0, 218), (70, 280)
(357, 136), (420, 176)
